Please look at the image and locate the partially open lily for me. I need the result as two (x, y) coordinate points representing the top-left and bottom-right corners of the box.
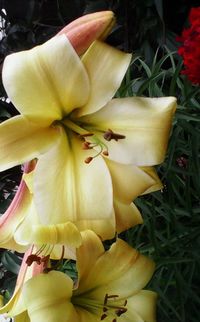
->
(0, 11), (176, 241)
(7, 231), (157, 322)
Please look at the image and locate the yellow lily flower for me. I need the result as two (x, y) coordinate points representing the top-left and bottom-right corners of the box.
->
(0, 158), (161, 250)
(7, 231), (157, 322)
(0, 12), (176, 242)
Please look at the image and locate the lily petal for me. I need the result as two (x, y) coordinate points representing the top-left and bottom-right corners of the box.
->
(33, 127), (114, 225)
(127, 290), (157, 322)
(75, 211), (116, 241)
(30, 222), (82, 248)
(0, 162), (34, 251)
(74, 231), (155, 298)
(14, 198), (82, 249)
(141, 166), (163, 194)
(76, 230), (105, 287)
(0, 115), (59, 171)
(75, 307), (100, 322)
(14, 312), (30, 322)
(21, 271), (77, 322)
(3, 35), (90, 123)
(106, 158), (157, 204)
(114, 199), (143, 232)
(75, 40), (131, 116)
(0, 237), (27, 253)
(80, 96), (177, 165)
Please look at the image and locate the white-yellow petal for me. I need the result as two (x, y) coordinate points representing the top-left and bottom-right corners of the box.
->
(0, 115), (59, 171)
(33, 126), (113, 225)
(80, 96), (177, 165)
(75, 211), (116, 241)
(3, 35), (90, 123)
(74, 237), (155, 298)
(76, 40), (131, 116)
(106, 158), (156, 204)
(127, 290), (157, 322)
(114, 199), (143, 233)
(141, 166), (163, 194)
(22, 271), (77, 322)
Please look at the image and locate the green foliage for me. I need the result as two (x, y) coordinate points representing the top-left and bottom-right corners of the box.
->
(0, 250), (22, 303)
(118, 49), (200, 322)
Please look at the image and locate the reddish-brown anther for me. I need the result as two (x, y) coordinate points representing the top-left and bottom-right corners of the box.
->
(84, 156), (93, 164)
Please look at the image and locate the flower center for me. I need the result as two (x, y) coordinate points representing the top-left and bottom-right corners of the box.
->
(60, 118), (126, 164)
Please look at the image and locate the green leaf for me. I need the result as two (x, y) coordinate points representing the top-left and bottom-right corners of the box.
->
(1, 251), (22, 275)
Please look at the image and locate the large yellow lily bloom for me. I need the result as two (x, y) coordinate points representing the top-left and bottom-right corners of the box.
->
(6, 231), (157, 322)
(0, 17), (176, 241)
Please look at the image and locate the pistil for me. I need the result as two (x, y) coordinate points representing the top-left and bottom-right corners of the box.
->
(61, 118), (91, 136)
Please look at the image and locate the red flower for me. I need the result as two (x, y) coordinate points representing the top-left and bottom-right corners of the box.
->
(176, 7), (200, 85)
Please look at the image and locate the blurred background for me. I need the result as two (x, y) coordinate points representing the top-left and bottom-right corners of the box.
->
(0, 1), (200, 322)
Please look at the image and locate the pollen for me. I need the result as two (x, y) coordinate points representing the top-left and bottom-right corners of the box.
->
(103, 128), (126, 142)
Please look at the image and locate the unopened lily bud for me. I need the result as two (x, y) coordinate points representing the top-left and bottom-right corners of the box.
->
(57, 11), (115, 55)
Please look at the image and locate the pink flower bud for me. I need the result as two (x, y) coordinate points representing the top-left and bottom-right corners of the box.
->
(57, 11), (115, 55)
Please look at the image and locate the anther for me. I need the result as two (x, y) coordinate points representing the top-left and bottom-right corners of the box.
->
(82, 142), (92, 150)
(112, 319), (117, 322)
(104, 294), (108, 306)
(115, 308), (127, 317)
(26, 254), (41, 266)
(124, 299), (127, 306)
(103, 129), (126, 142)
(40, 255), (50, 265)
(103, 307), (108, 312)
(102, 150), (109, 156)
(101, 314), (107, 320)
(84, 156), (93, 164)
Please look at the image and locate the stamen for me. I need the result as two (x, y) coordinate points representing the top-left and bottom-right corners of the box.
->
(101, 314), (107, 320)
(103, 129), (126, 142)
(79, 133), (94, 138)
(104, 294), (108, 306)
(102, 150), (109, 156)
(101, 293), (128, 321)
(82, 142), (93, 150)
(44, 245), (65, 273)
(115, 308), (127, 317)
(35, 244), (46, 255)
(84, 145), (103, 164)
(84, 156), (93, 164)
(26, 254), (41, 266)
(62, 119), (91, 136)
